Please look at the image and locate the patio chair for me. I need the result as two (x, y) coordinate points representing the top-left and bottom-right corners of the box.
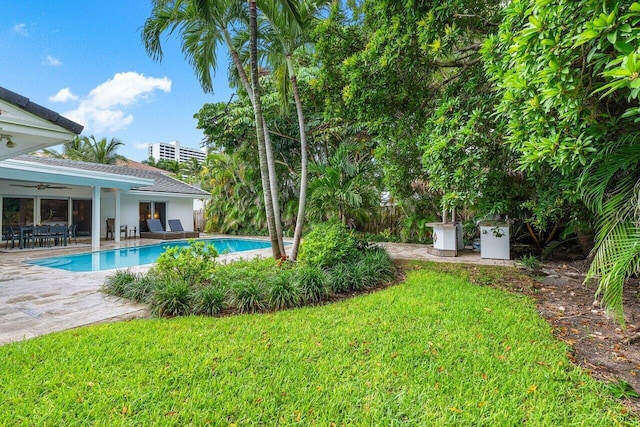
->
(3, 226), (19, 249)
(33, 225), (51, 248)
(168, 219), (199, 238)
(106, 218), (128, 240)
(68, 224), (78, 244)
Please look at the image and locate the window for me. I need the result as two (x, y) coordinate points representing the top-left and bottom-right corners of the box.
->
(40, 199), (69, 224)
(2, 197), (34, 228)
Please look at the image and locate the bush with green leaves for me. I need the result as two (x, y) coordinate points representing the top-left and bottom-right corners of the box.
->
(191, 285), (227, 316)
(103, 269), (137, 297)
(230, 279), (267, 313)
(297, 221), (361, 269)
(154, 240), (218, 286)
(267, 268), (300, 310)
(150, 278), (192, 317)
(294, 265), (329, 303)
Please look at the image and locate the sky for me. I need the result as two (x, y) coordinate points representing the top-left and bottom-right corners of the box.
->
(1, 1), (234, 161)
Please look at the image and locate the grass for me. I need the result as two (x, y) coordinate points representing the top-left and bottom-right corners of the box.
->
(0, 264), (636, 425)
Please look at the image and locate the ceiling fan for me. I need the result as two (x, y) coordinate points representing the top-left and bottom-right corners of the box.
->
(10, 183), (71, 190)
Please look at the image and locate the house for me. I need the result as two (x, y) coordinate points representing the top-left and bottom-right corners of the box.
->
(0, 87), (209, 250)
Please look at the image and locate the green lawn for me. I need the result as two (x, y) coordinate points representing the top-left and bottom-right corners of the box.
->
(0, 265), (635, 426)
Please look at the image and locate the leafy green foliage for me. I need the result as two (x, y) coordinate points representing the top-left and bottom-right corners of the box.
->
(230, 279), (267, 313)
(191, 285), (227, 316)
(150, 278), (192, 318)
(102, 269), (137, 297)
(267, 269), (300, 310)
(297, 221), (360, 268)
(485, 0), (640, 318)
(154, 240), (218, 286)
(294, 265), (328, 303)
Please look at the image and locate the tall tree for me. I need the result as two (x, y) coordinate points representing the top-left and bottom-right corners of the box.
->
(484, 0), (640, 320)
(142, 0), (300, 258)
(257, 0), (328, 259)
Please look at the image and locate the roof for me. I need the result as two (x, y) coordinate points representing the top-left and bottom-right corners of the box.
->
(0, 87), (84, 135)
(115, 159), (171, 174)
(15, 155), (210, 197)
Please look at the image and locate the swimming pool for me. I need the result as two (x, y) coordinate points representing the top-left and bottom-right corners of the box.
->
(25, 238), (273, 272)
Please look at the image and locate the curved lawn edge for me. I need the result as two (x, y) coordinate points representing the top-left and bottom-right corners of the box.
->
(0, 266), (635, 425)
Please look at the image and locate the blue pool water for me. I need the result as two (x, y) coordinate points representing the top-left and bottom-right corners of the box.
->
(25, 238), (273, 272)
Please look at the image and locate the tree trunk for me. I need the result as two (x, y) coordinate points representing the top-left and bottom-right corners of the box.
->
(249, 0), (281, 259)
(224, 26), (285, 257)
(288, 56), (308, 261)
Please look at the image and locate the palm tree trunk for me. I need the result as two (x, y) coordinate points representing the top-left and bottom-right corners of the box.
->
(224, 26), (285, 257)
(249, 0), (281, 259)
(288, 56), (308, 261)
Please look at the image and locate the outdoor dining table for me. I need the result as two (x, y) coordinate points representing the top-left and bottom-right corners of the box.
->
(18, 226), (33, 249)
(18, 225), (68, 249)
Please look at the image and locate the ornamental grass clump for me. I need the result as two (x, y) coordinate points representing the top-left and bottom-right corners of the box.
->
(150, 278), (192, 317)
(191, 285), (227, 316)
(295, 265), (329, 303)
(102, 269), (137, 297)
(267, 269), (300, 310)
(230, 279), (266, 313)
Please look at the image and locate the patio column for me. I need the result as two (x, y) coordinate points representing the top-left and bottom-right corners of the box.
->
(92, 186), (101, 250)
(114, 189), (121, 243)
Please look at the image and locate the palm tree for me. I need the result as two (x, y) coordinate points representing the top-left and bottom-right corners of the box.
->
(581, 136), (640, 322)
(42, 135), (126, 164)
(181, 157), (204, 182)
(142, 0), (299, 259)
(81, 136), (127, 164)
(259, 0), (328, 260)
(307, 142), (379, 226)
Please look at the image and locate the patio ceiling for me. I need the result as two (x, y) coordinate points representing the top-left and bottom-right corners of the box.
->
(0, 87), (83, 161)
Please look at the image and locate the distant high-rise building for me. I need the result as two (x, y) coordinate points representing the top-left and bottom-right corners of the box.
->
(148, 141), (206, 163)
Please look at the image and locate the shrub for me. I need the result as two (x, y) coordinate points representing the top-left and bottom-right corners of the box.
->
(268, 270), (300, 310)
(191, 285), (227, 316)
(121, 271), (161, 303)
(103, 269), (137, 297)
(155, 241), (218, 286)
(298, 221), (360, 269)
(150, 278), (192, 317)
(359, 247), (394, 284)
(326, 263), (354, 294)
(295, 265), (328, 304)
(230, 280), (266, 313)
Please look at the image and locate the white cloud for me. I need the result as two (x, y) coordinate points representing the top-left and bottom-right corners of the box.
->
(49, 87), (77, 103)
(134, 142), (151, 150)
(64, 72), (172, 133)
(44, 55), (62, 67)
(13, 23), (28, 35)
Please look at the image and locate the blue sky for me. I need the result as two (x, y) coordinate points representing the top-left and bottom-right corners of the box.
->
(1, 1), (234, 161)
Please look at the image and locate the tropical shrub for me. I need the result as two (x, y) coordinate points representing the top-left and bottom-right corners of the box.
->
(102, 269), (137, 297)
(191, 285), (227, 316)
(230, 279), (267, 313)
(154, 241), (218, 286)
(298, 221), (360, 268)
(150, 278), (192, 317)
(294, 265), (328, 303)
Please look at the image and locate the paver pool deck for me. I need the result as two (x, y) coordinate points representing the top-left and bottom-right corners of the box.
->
(0, 236), (513, 345)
